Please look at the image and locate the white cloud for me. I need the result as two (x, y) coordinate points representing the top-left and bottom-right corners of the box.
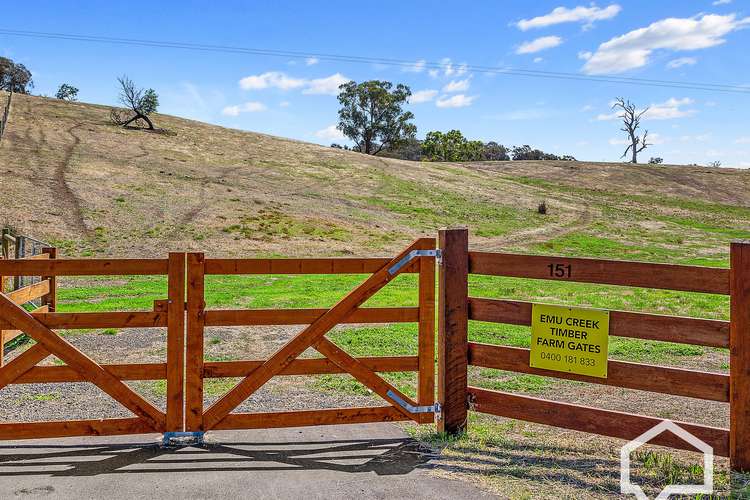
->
(713, 0), (732, 5)
(582, 14), (750, 74)
(302, 73), (350, 95)
(517, 4), (621, 31)
(410, 89), (438, 103)
(279, 101), (291, 108)
(646, 97), (697, 119)
(442, 78), (471, 93)
(221, 101), (267, 116)
(736, 136), (750, 144)
(533, 57), (543, 63)
(314, 124), (346, 141)
(305, 57), (319, 66)
(517, 36), (563, 54)
(429, 58), (468, 78)
(403, 59), (426, 73)
(667, 57), (697, 68)
(238, 71), (350, 96)
(596, 97), (696, 121)
(581, 104), (594, 112)
(239, 71), (306, 91)
(436, 94), (477, 108)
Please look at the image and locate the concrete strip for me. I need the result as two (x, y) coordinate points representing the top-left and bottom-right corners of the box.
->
(0, 423), (494, 499)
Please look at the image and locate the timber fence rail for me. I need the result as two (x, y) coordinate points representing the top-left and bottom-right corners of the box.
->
(437, 228), (750, 472)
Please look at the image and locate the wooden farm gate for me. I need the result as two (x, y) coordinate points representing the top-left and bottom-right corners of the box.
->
(0, 239), (438, 440)
(436, 228), (750, 472)
(183, 237), (437, 432)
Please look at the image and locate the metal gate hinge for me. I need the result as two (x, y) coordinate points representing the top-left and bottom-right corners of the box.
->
(388, 249), (441, 276)
(387, 390), (442, 414)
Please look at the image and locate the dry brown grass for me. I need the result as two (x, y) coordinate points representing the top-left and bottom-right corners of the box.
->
(2, 92), (749, 260)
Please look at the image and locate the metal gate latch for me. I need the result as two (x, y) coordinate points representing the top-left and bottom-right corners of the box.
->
(388, 249), (441, 276)
(387, 390), (442, 414)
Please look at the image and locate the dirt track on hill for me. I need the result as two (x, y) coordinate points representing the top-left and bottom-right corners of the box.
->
(3, 92), (750, 259)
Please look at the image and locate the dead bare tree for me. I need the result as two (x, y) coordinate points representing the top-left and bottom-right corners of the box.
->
(113, 76), (159, 130)
(612, 97), (650, 164)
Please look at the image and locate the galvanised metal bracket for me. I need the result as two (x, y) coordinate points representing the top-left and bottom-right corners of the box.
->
(388, 249), (441, 276)
(387, 390), (442, 414)
(162, 431), (205, 447)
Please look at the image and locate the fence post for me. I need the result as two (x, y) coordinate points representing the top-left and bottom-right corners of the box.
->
(41, 247), (57, 312)
(166, 252), (186, 432)
(1, 228), (9, 259)
(731, 241), (750, 471)
(13, 235), (23, 290)
(437, 227), (469, 434)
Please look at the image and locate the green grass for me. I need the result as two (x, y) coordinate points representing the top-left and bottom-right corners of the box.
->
(52, 212), (732, 397)
(359, 171), (550, 237)
(54, 266), (726, 371)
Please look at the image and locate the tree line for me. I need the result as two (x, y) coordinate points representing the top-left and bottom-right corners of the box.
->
(333, 80), (574, 162)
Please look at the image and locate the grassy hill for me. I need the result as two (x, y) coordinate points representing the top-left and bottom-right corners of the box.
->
(2, 91), (750, 263)
(2, 92), (750, 496)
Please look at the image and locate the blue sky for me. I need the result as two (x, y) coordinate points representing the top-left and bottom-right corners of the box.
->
(3, 1), (749, 166)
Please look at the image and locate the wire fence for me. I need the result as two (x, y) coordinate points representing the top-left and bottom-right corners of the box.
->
(0, 91), (11, 143)
(1, 229), (51, 306)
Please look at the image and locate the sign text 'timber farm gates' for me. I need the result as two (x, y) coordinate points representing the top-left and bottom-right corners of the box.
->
(530, 304), (610, 378)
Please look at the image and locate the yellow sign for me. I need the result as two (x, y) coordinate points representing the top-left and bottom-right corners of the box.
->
(530, 303), (610, 378)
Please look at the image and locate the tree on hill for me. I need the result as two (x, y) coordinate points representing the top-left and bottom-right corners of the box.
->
(612, 97), (650, 164)
(55, 83), (79, 101)
(511, 145), (573, 161)
(482, 141), (510, 161)
(422, 130), (484, 161)
(379, 137), (423, 161)
(110, 76), (159, 130)
(0, 57), (33, 94)
(337, 80), (416, 155)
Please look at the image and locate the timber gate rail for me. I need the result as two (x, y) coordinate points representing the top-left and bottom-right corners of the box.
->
(0, 229), (749, 473)
(0, 238), (437, 442)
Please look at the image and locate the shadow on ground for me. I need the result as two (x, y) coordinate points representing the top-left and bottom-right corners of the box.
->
(0, 437), (433, 477)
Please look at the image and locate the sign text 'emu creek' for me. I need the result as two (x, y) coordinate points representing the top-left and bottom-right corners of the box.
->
(530, 303), (610, 378)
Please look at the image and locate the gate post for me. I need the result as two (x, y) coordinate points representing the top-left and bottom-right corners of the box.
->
(437, 227), (469, 435)
(731, 241), (750, 471)
(185, 253), (205, 432)
(166, 252), (186, 432)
